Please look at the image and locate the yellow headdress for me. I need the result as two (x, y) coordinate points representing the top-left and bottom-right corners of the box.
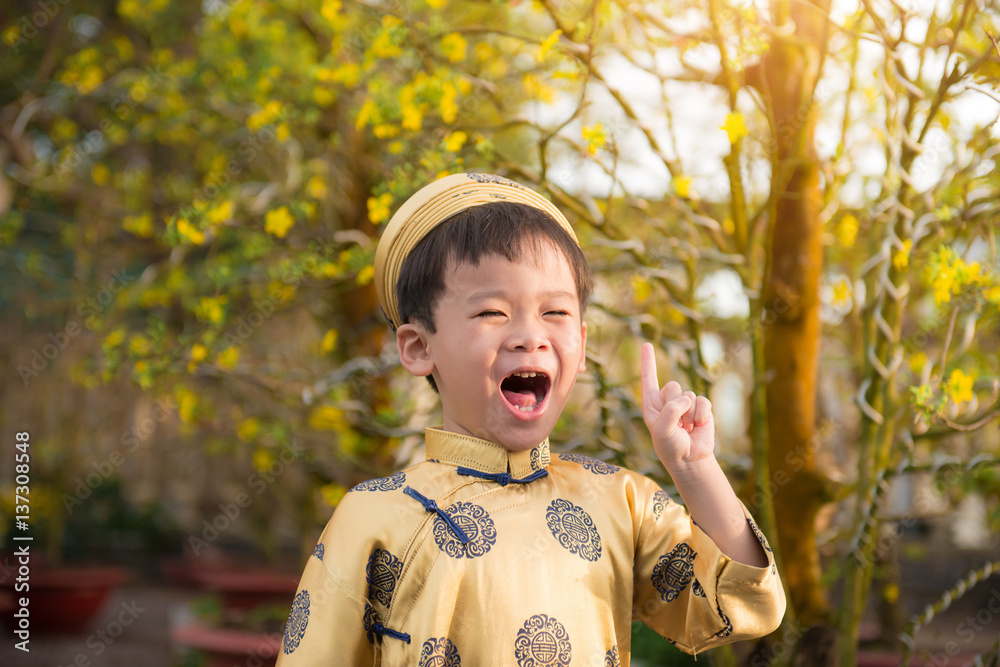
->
(373, 173), (579, 329)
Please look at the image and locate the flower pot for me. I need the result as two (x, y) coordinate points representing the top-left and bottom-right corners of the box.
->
(1, 565), (128, 634)
(171, 622), (282, 667)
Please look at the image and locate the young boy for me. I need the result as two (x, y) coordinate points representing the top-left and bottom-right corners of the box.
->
(277, 173), (785, 666)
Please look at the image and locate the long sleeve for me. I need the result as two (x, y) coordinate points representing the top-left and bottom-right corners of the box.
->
(631, 480), (786, 655)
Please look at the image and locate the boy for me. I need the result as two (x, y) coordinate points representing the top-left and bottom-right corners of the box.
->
(277, 173), (785, 666)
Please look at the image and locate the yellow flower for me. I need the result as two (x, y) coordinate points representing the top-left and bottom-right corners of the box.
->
(426, 0), (448, 7)
(441, 32), (467, 63)
(307, 175), (328, 200)
(104, 328), (126, 349)
(831, 278), (852, 308)
(238, 417), (261, 442)
(373, 123), (400, 139)
(673, 175), (691, 198)
(444, 131), (467, 152)
(309, 405), (348, 432)
(401, 102), (423, 131)
(932, 265), (956, 305)
(893, 240), (912, 271)
(908, 351), (927, 372)
(537, 29), (562, 63)
(197, 295), (229, 324)
(91, 163), (111, 186)
(367, 192), (393, 224)
(253, 448), (275, 472)
(370, 30), (402, 59)
(356, 264), (375, 286)
(191, 343), (208, 362)
(217, 346), (240, 369)
(440, 81), (458, 124)
(123, 213), (154, 238)
(355, 98), (378, 130)
(177, 386), (198, 423)
(722, 112), (748, 143)
(582, 123), (606, 155)
(523, 73), (556, 103)
(129, 334), (152, 356)
(264, 206), (295, 238)
(206, 200), (233, 225)
(837, 214), (858, 249)
(631, 275), (651, 303)
(176, 217), (205, 245)
(247, 100), (284, 131)
(321, 329), (338, 354)
(945, 369), (975, 404)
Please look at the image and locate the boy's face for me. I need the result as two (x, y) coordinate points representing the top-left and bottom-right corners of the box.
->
(398, 241), (587, 451)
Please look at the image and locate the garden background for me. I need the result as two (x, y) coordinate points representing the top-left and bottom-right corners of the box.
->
(1, 0), (999, 665)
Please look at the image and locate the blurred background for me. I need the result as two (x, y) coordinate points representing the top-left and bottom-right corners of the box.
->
(1, 0), (999, 665)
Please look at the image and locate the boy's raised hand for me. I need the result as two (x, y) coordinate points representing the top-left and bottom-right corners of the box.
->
(640, 342), (716, 470)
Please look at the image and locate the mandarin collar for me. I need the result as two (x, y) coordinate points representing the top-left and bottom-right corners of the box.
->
(424, 426), (550, 478)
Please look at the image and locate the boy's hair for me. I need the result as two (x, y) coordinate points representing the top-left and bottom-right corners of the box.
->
(396, 201), (593, 392)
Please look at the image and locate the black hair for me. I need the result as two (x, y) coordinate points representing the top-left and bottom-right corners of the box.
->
(396, 200), (592, 392)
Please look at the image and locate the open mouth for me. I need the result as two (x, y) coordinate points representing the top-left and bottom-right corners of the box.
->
(500, 371), (551, 413)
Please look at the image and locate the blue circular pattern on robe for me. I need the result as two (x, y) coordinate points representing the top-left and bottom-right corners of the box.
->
(559, 453), (620, 474)
(350, 470), (406, 492)
(419, 637), (462, 667)
(652, 489), (671, 521)
(605, 645), (621, 667)
(366, 548), (403, 607)
(545, 498), (602, 562)
(692, 577), (705, 597)
(282, 590), (310, 654)
(312, 543), (325, 561)
(514, 614), (571, 666)
(432, 501), (496, 559)
(530, 447), (541, 471)
(651, 543), (697, 602)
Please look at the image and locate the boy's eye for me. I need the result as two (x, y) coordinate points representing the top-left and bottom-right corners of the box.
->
(477, 310), (504, 318)
(546, 310), (570, 317)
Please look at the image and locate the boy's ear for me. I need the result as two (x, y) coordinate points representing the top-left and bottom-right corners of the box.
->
(578, 321), (588, 373)
(397, 323), (435, 377)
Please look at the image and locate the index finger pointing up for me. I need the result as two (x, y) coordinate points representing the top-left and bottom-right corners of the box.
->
(640, 342), (660, 407)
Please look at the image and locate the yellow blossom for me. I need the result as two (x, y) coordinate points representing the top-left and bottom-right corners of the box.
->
(321, 329), (338, 354)
(631, 275), (651, 303)
(582, 123), (606, 155)
(206, 200), (233, 225)
(309, 405), (348, 432)
(91, 163), (111, 186)
(444, 131), (467, 152)
(314, 86), (335, 106)
(356, 264), (375, 286)
(522, 73), (556, 103)
(104, 328), (126, 349)
(329, 62), (360, 86)
(253, 448), (275, 472)
(908, 351), (927, 372)
(537, 29), (562, 63)
(217, 346), (240, 369)
(831, 278), (852, 308)
(264, 206), (295, 238)
(191, 343), (208, 362)
(402, 102), (423, 131)
(441, 32), (467, 63)
(238, 417), (261, 442)
(355, 98), (378, 130)
(247, 100), (284, 131)
(722, 112), (748, 143)
(177, 217), (205, 244)
(932, 265), (956, 305)
(177, 386), (198, 423)
(945, 369), (975, 404)
(373, 124), (400, 139)
(388, 140), (405, 155)
(837, 214), (858, 248)
(370, 30), (402, 59)
(123, 213), (154, 238)
(893, 240), (912, 271)
(307, 175), (328, 200)
(367, 193), (393, 223)
(197, 295), (229, 324)
(674, 175), (691, 198)
(440, 81), (458, 123)
(426, 0), (448, 7)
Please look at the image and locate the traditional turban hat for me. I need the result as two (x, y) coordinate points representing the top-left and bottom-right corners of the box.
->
(373, 172), (579, 330)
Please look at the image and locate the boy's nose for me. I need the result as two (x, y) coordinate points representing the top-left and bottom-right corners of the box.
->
(507, 322), (549, 352)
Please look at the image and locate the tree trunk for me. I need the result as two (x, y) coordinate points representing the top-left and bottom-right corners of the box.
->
(759, 0), (834, 631)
